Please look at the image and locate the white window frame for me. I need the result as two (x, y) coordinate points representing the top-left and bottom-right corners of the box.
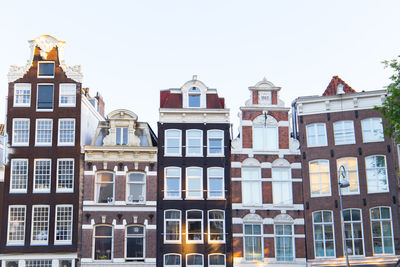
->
(58, 119), (75, 146)
(343, 208), (364, 256)
(333, 120), (356, 145)
(116, 127), (129, 145)
(31, 205), (50, 245)
(26, 260), (52, 267)
(187, 87), (202, 108)
(186, 254), (204, 267)
(125, 225), (145, 260)
(54, 205), (73, 245)
(312, 210), (335, 258)
(361, 118), (384, 143)
(207, 167), (225, 199)
(164, 254), (181, 267)
(164, 210), (181, 244)
(33, 159), (51, 193)
(208, 254), (226, 267)
(306, 123), (328, 147)
(207, 130), (224, 156)
(185, 167), (203, 200)
(309, 159), (331, 197)
(12, 118), (30, 146)
(93, 225), (113, 261)
(9, 158), (28, 193)
(370, 206), (394, 255)
(365, 155), (389, 193)
(13, 83), (31, 107)
(253, 125), (279, 151)
(165, 129), (182, 156)
(208, 210), (225, 243)
(7, 205), (26, 245)
(35, 119), (53, 146)
(186, 210), (203, 244)
(274, 224), (295, 262)
(272, 168), (293, 205)
(59, 83), (77, 107)
(95, 172), (115, 204)
(186, 129), (203, 156)
(243, 223), (264, 261)
(337, 157), (359, 195)
(164, 167), (181, 199)
(56, 158), (74, 193)
(126, 172), (146, 204)
(36, 83), (54, 111)
(37, 61), (55, 78)
(242, 167), (262, 206)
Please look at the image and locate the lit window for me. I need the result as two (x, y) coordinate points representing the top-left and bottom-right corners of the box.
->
(14, 83), (31, 107)
(164, 210), (181, 243)
(95, 172), (115, 204)
(186, 210), (203, 243)
(186, 254), (203, 267)
(209, 254), (225, 267)
(116, 127), (128, 145)
(12, 118), (30, 146)
(7, 205), (26, 244)
(33, 159), (51, 193)
(188, 87), (201, 108)
(275, 224), (294, 261)
(4, 261), (19, 267)
(208, 210), (225, 243)
(126, 225), (145, 260)
(127, 172), (146, 203)
(59, 84), (76, 107)
(10, 159), (28, 193)
(165, 167), (181, 199)
(309, 160), (331, 197)
(365, 155), (388, 193)
(164, 254), (181, 267)
(35, 119), (52, 146)
(31, 205), (50, 244)
(244, 224), (263, 261)
(38, 62), (55, 78)
(94, 225), (113, 260)
(361, 118), (384, 143)
(55, 205), (73, 244)
(333, 121), (355, 145)
(207, 167), (224, 199)
(186, 130), (202, 156)
(57, 159), (74, 192)
(59, 261), (72, 267)
(370, 207), (394, 255)
(313, 210), (335, 257)
(58, 119), (75, 145)
(242, 168), (261, 205)
(165, 129), (182, 156)
(306, 123), (327, 147)
(253, 125), (278, 151)
(186, 167), (203, 199)
(26, 260), (52, 267)
(272, 168), (292, 205)
(337, 158), (359, 194)
(37, 84), (54, 110)
(207, 130), (224, 156)
(343, 209), (364, 256)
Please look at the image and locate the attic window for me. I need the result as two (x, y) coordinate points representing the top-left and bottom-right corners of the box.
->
(38, 62), (55, 78)
(188, 87), (201, 108)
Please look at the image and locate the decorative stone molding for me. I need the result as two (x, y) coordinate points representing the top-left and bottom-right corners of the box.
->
(274, 213), (294, 223)
(253, 114), (277, 126)
(271, 158), (290, 168)
(243, 213), (262, 222)
(242, 157), (260, 167)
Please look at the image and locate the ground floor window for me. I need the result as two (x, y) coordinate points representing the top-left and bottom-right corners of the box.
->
(275, 224), (294, 261)
(94, 225), (113, 260)
(25, 260), (52, 267)
(126, 225), (145, 259)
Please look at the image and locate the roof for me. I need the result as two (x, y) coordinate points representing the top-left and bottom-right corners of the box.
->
(322, 76), (357, 96)
(0, 124), (4, 136)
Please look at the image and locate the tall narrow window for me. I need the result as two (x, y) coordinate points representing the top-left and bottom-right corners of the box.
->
(366, 155), (388, 193)
(272, 168), (292, 205)
(59, 84), (76, 107)
(343, 209), (364, 256)
(164, 254), (181, 267)
(33, 159), (51, 193)
(38, 62), (55, 78)
(253, 125), (278, 151)
(333, 121), (355, 145)
(337, 158), (359, 194)
(164, 210), (181, 243)
(55, 205), (73, 244)
(361, 118), (384, 143)
(165, 167), (181, 199)
(31, 205), (50, 244)
(207, 167), (224, 199)
(57, 159), (74, 192)
(244, 224), (263, 261)
(209, 254), (225, 267)
(207, 130), (224, 156)
(14, 83), (31, 107)
(186, 167), (203, 199)
(186, 130), (202, 156)
(95, 172), (115, 203)
(10, 159), (28, 193)
(35, 119), (52, 146)
(126, 225), (145, 260)
(313, 211), (335, 257)
(306, 123), (327, 147)
(37, 84), (54, 110)
(94, 225), (113, 260)
(370, 207), (394, 255)
(275, 224), (294, 261)
(58, 119), (75, 145)
(116, 127), (128, 145)
(242, 168), (261, 205)
(12, 118), (30, 146)
(188, 87), (201, 107)
(208, 210), (225, 243)
(309, 160), (331, 197)
(186, 210), (203, 243)
(7, 205), (26, 244)
(165, 129), (181, 156)
(186, 254), (203, 267)
(127, 172), (146, 203)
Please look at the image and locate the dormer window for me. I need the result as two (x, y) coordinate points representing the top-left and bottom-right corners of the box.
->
(188, 87), (201, 108)
(38, 62), (55, 78)
(116, 127), (128, 145)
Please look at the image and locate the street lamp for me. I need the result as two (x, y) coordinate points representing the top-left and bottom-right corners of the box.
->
(338, 165), (350, 267)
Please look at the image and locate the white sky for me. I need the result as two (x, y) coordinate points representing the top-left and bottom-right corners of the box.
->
(0, 0), (399, 133)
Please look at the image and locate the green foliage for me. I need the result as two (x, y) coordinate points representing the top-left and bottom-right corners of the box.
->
(376, 56), (400, 143)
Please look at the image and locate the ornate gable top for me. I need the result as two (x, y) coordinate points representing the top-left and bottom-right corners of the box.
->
(322, 76), (356, 96)
(249, 77), (281, 91)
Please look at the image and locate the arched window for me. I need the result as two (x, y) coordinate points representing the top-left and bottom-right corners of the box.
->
(207, 167), (224, 199)
(164, 167), (181, 199)
(186, 167), (203, 199)
(272, 159), (292, 205)
(207, 130), (224, 156)
(186, 254), (203, 267)
(274, 214), (294, 262)
(126, 172), (146, 203)
(209, 254), (225, 267)
(164, 210), (181, 243)
(365, 155), (388, 193)
(208, 210), (225, 243)
(343, 208), (364, 256)
(186, 210), (203, 243)
(125, 225), (145, 260)
(164, 254), (181, 267)
(312, 211), (335, 258)
(95, 172), (115, 204)
(252, 115), (278, 151)
(243, 213), (263, 261)
(337, 158), (359, 194)
(186, 129), (203, 156)
(188, 87), (201, 108)
(370, 206), (394, 255)
(165, 129), (182, 156)
(309, 160), (331, 197)
(241, 158), (261, 206)
(94, 225), (113, 260)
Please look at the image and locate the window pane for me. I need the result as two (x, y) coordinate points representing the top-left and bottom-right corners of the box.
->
(165, 255), (180, 265)
(55, 206), (73, 242)
(34, 160), (51, 191)
(38, 63), (54, 76)
(32, 206), (49, 242)
(10, 159), (28, 191)
(57, 159), (74, 191)
(187, 255), (203, 265)
(209, 255), (225, 265)
(189, 95), (200, 107)
(37, 85), (54, 109)
(96, 173), (114, 203)
(126, 226), (144, 259)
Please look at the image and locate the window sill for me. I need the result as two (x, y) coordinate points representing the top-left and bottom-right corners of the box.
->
(185, 197), (204, 200)
(35, 143), (52, 147)
(56, 190), (74, 194)
(54, 242), (72, 245)
(310, 194), (332, 198)
(6, 243), (24, 246)
(13, 104), (31, 108)
(307, 145), (328, 148)
(57, 143), (75, 147)
(363, 140), (385, 143)
(9, 191), (27, 194)
(163, 197), (182, 200)
(12, 143), (29, 147)
(37, 76), (55, 79)
(59, 104), (76, 108)
(164, 240), (182, 244)
(207, 154), (225, 157)
(367, 191), (390, 194)
(334, 142), (356, 146)
(164, 154), (182, 157)
(33, 190), (51, 194)
(36, 109), (54, 112)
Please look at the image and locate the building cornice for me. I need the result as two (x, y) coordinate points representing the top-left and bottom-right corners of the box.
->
(159, 108), (230, 123)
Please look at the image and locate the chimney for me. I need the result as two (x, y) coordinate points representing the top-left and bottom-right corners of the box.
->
(95, 92), (105, 117)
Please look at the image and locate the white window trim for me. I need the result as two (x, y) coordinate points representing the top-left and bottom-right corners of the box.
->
(95, 171), (115, 204)
(12, 118), (30, 146)
(93, 224), (114, 261)
(186, 253), (204, 267)
(59, 83), (77, 107)
(185, 167), (203, 200)
(116, 127), (129, 145)
(207, 167), (225, 200)
(13, 83), (31, 107)
(312, 210), (336, 258)
(241, 167), (262, 207)
(30, 205), (50, 245)
(274, 224), (295, 262)
(187, 87), (202, 108)
(208, 210), (225, 244)
(243, 223), (264, 262)
(207, 129), (224, 157)
(186, 210), (204, 244)
(342, 208), (365, 257)
(56, 158), (75, 193)
(37, 61), (55, 78)
(337, 157), (360, 195)
(36, 83), (54, 112)
(164, 210), (182, 244)
(7, 205), (26, 245)
(252, 125), (279, 152)
(33, 159), (51, 193)
(309, 159), (332, 198)
(361, 118), (384, 143)
(125, 225), (145, 260)
(126, 172), (146, 204)
(186, 129), (203, 157)
(165, 129), (182, 157)
(9, 158), (28, 194)
(306, 123), (328, 147)
(54, 205), (73, 245)
(365, 155), (389, 194)
(164, 253), (181, 267)
(35, 119), (53, 146)
(272, 168), (293, 206)
(370, 206), (394, 255)
(208, 254), (226, 267)
(58, 118), (76, 146)
(333, 120), (356, 145)
(164, 167), (181, 200)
